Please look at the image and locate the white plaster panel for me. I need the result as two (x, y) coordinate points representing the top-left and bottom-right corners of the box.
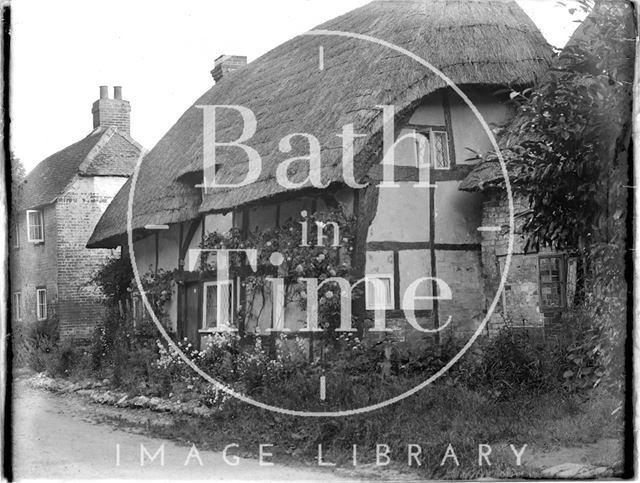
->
(393, 128), (419, 167)
(365, 250), (394, 276)
(204, 213), (232, 235)
(157, 225), (180, 271)
(399, 250), (432, 310)
(368, 182), (430, 242)
(132, 235), (156, 275)
(185, 219), (204, 271)
(434, 181), (482, 244)
(449, 88), (510, 165)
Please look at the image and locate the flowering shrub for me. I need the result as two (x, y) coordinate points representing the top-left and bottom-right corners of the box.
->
(129, 267), (177, 317)
(200, 208), (361, 333)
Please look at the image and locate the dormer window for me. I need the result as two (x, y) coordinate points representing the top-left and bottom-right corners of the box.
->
(26, 210), (44, 243)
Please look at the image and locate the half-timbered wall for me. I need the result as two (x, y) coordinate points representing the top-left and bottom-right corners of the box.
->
(364, 87), (510, 339)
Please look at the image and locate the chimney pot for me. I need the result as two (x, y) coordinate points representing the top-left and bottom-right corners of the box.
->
(92, 85), (131, 135)
(211, 54), (247, 83)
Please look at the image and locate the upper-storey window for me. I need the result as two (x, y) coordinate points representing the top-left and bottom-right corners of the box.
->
(26, 210), (44, 243)
(430, 130), (450, 169)
(411, 129), (450, 170)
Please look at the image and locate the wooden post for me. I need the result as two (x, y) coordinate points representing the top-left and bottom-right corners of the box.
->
(632, 0), (639, 470)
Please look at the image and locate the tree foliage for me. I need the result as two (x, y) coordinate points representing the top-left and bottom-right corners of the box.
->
(502, 0), (634, 255)
(489, 0), (634, 389)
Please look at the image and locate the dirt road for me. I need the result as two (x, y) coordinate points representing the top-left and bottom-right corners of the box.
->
(10, 384), (347, 480)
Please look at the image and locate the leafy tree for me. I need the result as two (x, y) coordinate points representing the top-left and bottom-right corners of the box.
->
(11, 151), (25, 183)
(10, 151), (25, 210)
(483, 0), (634, 389)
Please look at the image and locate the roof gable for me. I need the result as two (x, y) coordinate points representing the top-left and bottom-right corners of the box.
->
(15, 127), (144, 211)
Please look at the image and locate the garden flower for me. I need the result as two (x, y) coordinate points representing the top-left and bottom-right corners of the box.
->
(317, 253), (325, 261)
(325, 290), (334, 299)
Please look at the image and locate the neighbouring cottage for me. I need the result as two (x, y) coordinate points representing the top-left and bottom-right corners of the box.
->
(87, 0), (553, 349)
(459, 1), (635, 336)
(11, 86), (146, 339)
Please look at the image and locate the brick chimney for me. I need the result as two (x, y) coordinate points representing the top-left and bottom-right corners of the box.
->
(92, 86), (131, 135)
(210, 55), (247, 83)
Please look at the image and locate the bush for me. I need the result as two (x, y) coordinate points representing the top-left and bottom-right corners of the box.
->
(13, 316), (60, 372)
(90, 305), (161, 392)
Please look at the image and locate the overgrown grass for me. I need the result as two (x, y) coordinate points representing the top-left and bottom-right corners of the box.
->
(15, 311), (626, 478)
(144, 384), (623, 479)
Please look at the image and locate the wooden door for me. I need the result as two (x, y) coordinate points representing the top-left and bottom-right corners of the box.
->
(182, 282), (201, 347)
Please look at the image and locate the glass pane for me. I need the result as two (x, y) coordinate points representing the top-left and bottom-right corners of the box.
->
(394, 129), (418, 166)
(433, 132), (449, 169)
(29, 212), (43, 240)
(204, 285), (217, 329)
(541, 283), (561, 307)
(218, 282), (232, 326)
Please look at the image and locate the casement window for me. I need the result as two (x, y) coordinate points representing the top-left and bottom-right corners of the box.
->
(538, 255), (566, 311)
(429, 130), (450, 169)
(13, 291), (22, 321)
(36, 288), (47, 321)
(413, 129), (450, 170)
(365, 275), (394, 310)
(11, 221), (19, 248)
(26, 210), (44, 243)
(202, 278), (241, 330)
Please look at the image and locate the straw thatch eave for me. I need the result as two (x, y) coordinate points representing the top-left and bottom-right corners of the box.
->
(88, 0), (552, 248)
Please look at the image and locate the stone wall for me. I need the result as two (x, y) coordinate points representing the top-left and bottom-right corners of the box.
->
(478, 193), (577, 336)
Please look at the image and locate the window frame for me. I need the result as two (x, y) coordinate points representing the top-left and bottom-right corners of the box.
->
(36, 287), (47, 321)
(201, 278), (240, 331)
(13, 291), (22, 321)
(26, 210), (45, 243)
(538, 255), (567, 312)
(413, 128), (451, 170)
(429, 130), (450, 170)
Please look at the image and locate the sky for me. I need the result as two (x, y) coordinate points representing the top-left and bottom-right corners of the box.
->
(11, 0), (587, 173)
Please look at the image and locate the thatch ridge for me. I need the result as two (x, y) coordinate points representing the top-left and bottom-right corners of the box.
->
(15, 127), (143, 212)
(88, 0), (552, 248)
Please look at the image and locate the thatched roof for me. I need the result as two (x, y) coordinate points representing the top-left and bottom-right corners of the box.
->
(88, 0), (552, 248)
(15, 126), (144, 212)
(459, 0), (636, 192)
